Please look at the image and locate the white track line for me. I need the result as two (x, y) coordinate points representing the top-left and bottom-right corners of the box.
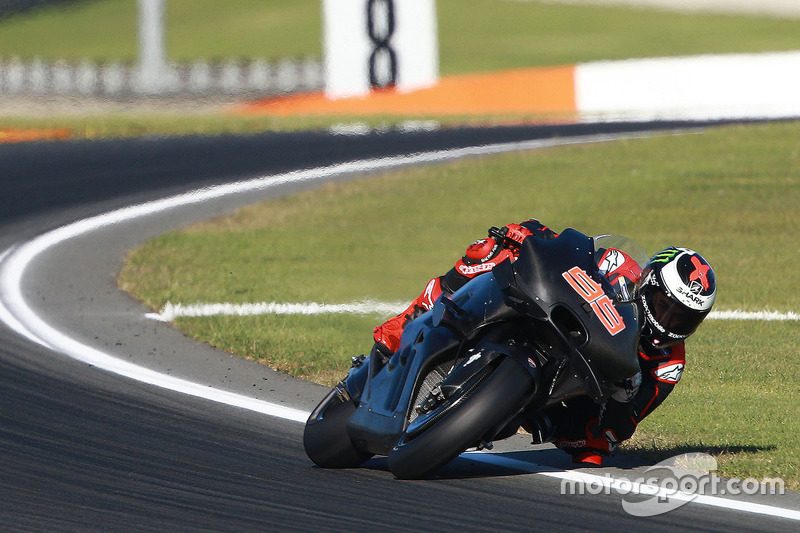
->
(463, 452), (800, 521)
(147, 300), (408, 322)
(146, 300), (800, 323)
(707, 309), (800, 321)
(0, 131), (797, 521)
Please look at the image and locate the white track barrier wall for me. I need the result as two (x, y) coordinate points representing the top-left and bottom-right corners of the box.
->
(575, 51), (800, 121)
(323, 0), (439, 99)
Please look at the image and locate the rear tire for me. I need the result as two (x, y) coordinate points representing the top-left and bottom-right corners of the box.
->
(387, 358), (534, 479)
(303, 388), (373, 468)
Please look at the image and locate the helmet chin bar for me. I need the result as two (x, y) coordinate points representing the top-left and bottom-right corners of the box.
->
(640, 322), (686, 349)
(639, 294), (689, 348)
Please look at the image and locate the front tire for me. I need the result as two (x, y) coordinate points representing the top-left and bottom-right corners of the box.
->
(387, 358), (534, 479)
(303, 387), (373, 468)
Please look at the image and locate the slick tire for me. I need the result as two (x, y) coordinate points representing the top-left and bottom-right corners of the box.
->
(387, 358), (534, 480)
(303, 388), (373, 468)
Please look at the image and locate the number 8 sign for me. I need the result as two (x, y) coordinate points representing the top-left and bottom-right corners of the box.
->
(323, 0), (438, 99)
(562, 266), (626, 335)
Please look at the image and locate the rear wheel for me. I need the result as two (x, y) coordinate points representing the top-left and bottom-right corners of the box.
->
(303, 387), (373, 468)
(387, 358), (534, 479)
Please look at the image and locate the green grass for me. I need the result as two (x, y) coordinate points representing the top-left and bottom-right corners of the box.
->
(625, 320), (800, 487)
(119, 121), (800, 487)
(0, 111), (543, 141)
(0, 111), (394, 139)
(0, 0), (321, 61)
(166, 0), (321, 61)
(0, 0), (140, 60)
(437, 1), (800, 74)
(3, 1), (799, 69)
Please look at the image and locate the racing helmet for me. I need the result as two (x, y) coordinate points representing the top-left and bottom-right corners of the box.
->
(637, 247), (716, 348)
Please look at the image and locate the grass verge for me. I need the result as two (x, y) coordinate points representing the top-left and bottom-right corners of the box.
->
(0, 106), (566, 141)
(119, 120), (800, 488)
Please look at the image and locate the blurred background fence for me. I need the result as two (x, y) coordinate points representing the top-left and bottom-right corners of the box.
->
(0, 56), (323, 97)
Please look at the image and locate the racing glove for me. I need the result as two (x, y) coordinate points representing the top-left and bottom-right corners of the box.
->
(453, 223), (534, 279)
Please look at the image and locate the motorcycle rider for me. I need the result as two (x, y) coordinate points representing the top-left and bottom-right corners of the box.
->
(371, 219), (717, 466)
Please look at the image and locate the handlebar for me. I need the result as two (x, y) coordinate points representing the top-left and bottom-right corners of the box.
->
(488, 226), (522, 250)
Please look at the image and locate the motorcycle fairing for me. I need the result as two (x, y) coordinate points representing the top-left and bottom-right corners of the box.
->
(493, 228), (641, 402)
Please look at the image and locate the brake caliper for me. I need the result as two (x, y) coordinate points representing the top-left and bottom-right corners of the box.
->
(416, 384), (445, 416)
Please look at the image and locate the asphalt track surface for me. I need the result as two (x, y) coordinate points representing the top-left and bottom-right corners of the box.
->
(1, 121), (798, 532)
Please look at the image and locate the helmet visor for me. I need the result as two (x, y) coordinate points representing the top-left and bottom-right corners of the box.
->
(649, 289), (706, 336)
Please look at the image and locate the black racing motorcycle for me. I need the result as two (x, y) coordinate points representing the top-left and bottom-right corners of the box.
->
(303, 229), (645, 479)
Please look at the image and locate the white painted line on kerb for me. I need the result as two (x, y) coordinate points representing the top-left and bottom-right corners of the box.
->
(146, 301), (800, 323)
(0, 130), (797, 522)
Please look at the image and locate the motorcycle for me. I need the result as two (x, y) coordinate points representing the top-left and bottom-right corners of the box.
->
(303, 228), (645, 479)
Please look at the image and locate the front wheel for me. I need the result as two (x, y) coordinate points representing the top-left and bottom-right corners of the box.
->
(387, 358), (535, 479)
(303, 387), (373, 468)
